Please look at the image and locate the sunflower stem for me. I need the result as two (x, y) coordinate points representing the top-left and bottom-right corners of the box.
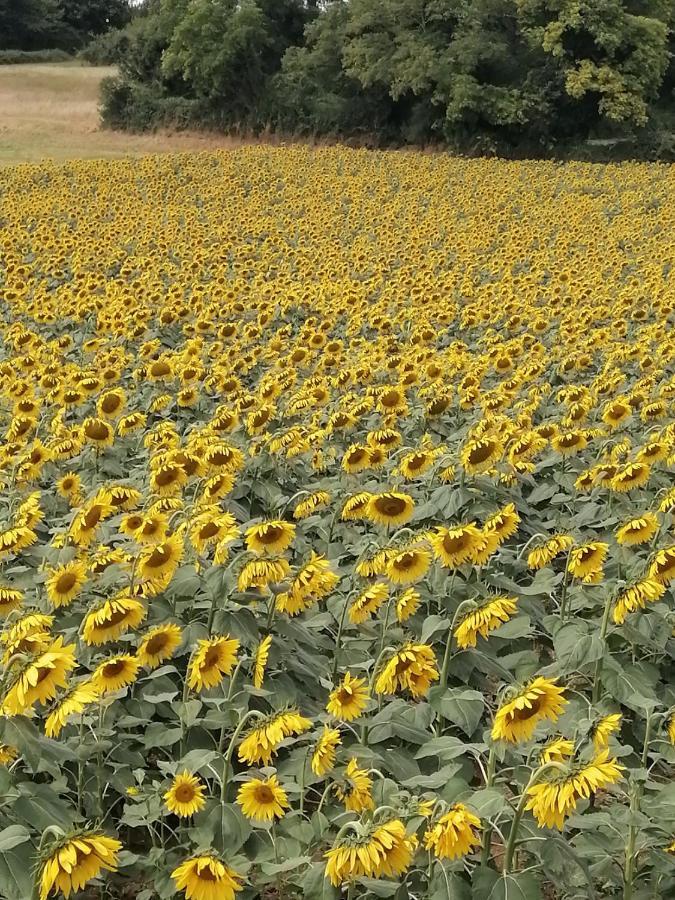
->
(591, 589), (614, 704)
(437, 600), (474, 731)
(77, 715), (86, 816)
(360, 645), (395, 747)
(624, 712), (654, 900)
(559, 547), (573, 621)
(220, 709), (265, 805)
(96, 701), (105, 819)
(480, 745), (498, 866)
(332, 590), (353, 681)
(503, 763), (562, 874)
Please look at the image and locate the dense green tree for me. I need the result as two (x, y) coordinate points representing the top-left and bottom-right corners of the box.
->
(0, 0), (64, 49)
(60, 0), (131, 43)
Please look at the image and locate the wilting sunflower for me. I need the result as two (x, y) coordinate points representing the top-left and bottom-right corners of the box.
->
(237, 774), (289, 821)
(82, 595), (146, 646)
(593, 713), (622, 748)
(164, 771), (207, 817)
(327, 672), (369, 721)
(238, 709), (312, 765)
(567, 542), (609, 583)
(396, 587), (421, 623)
(453, 596), (518, 649)
(424, 803), (481, 860)
(187, 635), (240, 691)
(356, 547), (392, 578)
(3, 637), (77, 715)
(613, 579), (665, 624)
(375, 643), (439, 698)
(311, 726), (341, 776)
(93, 654), (140, 694)
(137, 623), (182, 668)
(38, 831), (122, 900)
(540, 737), (575, 764)
(45, 679), (100, 738)
(525, 750), (624, 829)
(615, 513), (659, 546)
(430, 523), (483, 568)
(70, 497), (114, 547)
(171, 854), (243, 900)
(349, 582), (389, 624)
(366, 492), (415, 527)
(2, 612), (53, 662)
(0, 586), (23, 617)
(386, 547), (431, 585)
(491, 677), (567, 743)
(334, 757), (374, 813)
(237, 557), (291, 592)
(340, 491), (373, 521)
(245, 519), (296, 555)
(0, 525), (37, 560)
(46, 559), (88, 608)
(325, 818), (414, 885)
(527, 533), (573, 570)
(253, 635), (272, 689)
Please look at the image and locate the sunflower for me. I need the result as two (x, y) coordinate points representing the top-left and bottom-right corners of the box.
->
(453, 596), (517, 648)
(340, 491), (373, 521)
(82, 596), (146, 646)
(613, 579), (665, 624)
(540, 737), (575, 764)
(326, 672), (369, 721)
(187, 635), (240, 691)
(386, 547), (431, 584)
(424, 804), (481, 860)
(610, 462), (651, 492)
(189, 509), (238, 555)
(3, 637), (77, 715)
(45, 679), (100, 738)
(237, 557), (291, 592)
(137, 623), (182, 668)
(136, 534), (183, 585)
(375, 642), (439, 698)
(70, 497), (114, 547)
(649, 545), (675, 584)
(164, 771), (207, 817)
(334, 757), (374, 813)
(527, 533), (573, 570)
(245, 520), (296, 555)
(491, 677), (567, 743)
(93, 654), (140, 694)
(349, 582), (389, 624)
(150, 462), (188, 497)
(238, 709), (311, 765)
(399, 449), (435, 479)
(46, 559), (88, 608)
(38, 831), (122, 900)
(237, 774), (289, 821)
(615, 513), (659, 546)
(325, 818), (414, 885)
(483, 502), (520, 544)
(293, 490), (331, 520)
(171, 854), (243, 900)
(311, 726), (341, 776)
(567, 542), (609, 583)
(396, 586), (421, 622)
(551, 431), (588, 455)
(602, 399), (631, 429)
(82, 417), (115, 448)
(0, 586), (23, 617)
(525, 750), (624, 829)
(593, 713), (622, 748)
(0, 525), (37, 560)
(0, 744), (18, 765)
(366, 491), (415, 526)
(253, 634), (272, 688)
(342, 443), (371, 473)
(460, 435), (502, 474)
(430, 523), (483, 568)
(56, 472), (81, 502)
(275, 553), (339, 616)
(134, 513), (169, 544)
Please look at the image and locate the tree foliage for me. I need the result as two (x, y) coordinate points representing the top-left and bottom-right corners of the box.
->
(0, 0), (130, 51)
(102, 0), (675, 157)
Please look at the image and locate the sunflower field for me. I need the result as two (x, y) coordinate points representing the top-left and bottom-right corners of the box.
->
(0, 148), (674, 900)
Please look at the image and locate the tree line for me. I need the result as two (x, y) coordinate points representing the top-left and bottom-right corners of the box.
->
(1, 0), (130, 52)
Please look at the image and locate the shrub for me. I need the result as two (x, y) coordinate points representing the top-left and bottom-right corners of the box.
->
(0, 48), (71, 64)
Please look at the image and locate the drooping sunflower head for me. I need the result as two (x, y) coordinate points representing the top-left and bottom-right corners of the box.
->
(187, 634), (240, 691)
(245, 520), (296, 555)
(171, 853), (243, 900)
(38, 831), (122, 900)
(491, 676), (567, 744)
(326, 672), (369, 721)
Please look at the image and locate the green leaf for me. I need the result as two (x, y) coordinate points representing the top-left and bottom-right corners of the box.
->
(0, 825), (31, 851)
(415, 736), (483, 762)
(0, 842), (34, 900)
(301, 862), (338, 898)
(552, 620), (604, 673)
(429, 688), (484, 735)
(430, 868), (471, 900)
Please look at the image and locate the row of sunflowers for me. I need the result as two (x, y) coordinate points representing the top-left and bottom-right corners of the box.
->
(0, 148), (674, 900)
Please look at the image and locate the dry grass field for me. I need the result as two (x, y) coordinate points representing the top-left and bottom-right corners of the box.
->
(0, 62), (247, 164)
